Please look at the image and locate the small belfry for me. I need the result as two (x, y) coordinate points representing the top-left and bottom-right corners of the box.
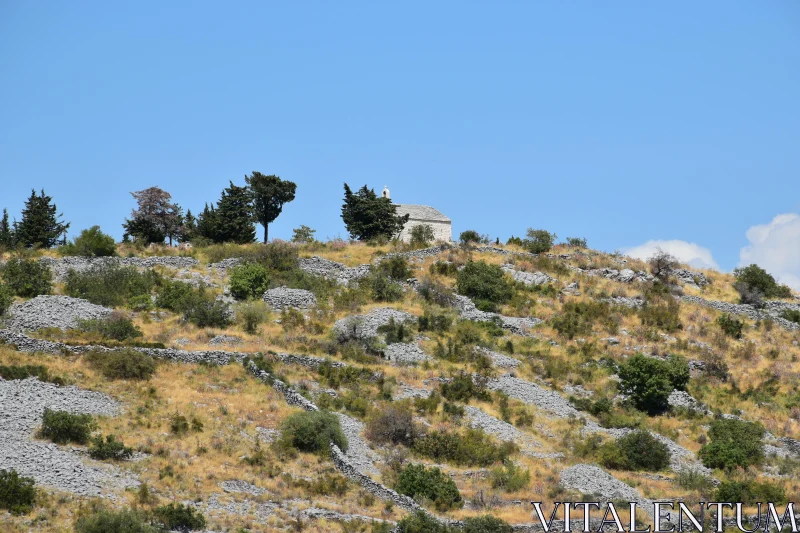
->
(381, 186), (390, 199)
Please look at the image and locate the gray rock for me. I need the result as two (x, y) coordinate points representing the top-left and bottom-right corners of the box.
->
(464, 406), (542, 455)
(667, 390), (711, 414)
(263, 287), (317, 310)
(220, 480), (268, 496)
(560, 464), (652, 516)
(384, 343), (432, 365)
(0, 377), (138, 497)
(298, 256), (371, 286)
(334, 413), (380, 476)
(476, 347), (521, 368)
(487, 375), (581, 418)
(5, 295), (113, 332)
(332, 308), (415, 342)
(501, 264), (556, 286)
(453, 295), (541, 336)
(38, 256), (199, 282)
(209, 335), (243, 346)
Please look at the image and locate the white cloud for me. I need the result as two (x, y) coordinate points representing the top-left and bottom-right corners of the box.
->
(623, 239), (720, 271)
(739, 213), (800, 291)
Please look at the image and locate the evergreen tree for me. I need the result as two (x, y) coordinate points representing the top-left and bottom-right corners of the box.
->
(14, 189), (70, 248)
(341, 184), (409, 241)
(214, 181), (255, 244)
(245, 172), (297, 243)
(196, 203), (219, 242)
(0, 209), (14, 248)
(179, 209), (197, 243)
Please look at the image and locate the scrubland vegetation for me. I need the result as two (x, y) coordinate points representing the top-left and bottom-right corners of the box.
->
(1, 184), (799, 531)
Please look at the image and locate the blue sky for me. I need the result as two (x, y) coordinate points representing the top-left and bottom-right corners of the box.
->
(1, 2), (799, 283)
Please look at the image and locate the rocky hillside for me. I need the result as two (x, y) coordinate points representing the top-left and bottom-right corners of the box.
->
(1, 240), (799, 532)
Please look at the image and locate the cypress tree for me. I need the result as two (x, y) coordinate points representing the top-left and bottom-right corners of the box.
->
(341, 184), (408, 241)
(196, 203), (220, 242)
(214, 181), (255, 244)
(14, 189), (70, 248)
(0, 209), (14, 248)
(179, 209), (197, 243)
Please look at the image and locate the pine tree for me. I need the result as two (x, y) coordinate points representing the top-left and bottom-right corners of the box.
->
(0, 209), (14, 248)
(13, 189), (70, 248)
(215, 181), (255, 244)
(245, 172), (297, 243)
(341, 184), (408, 241)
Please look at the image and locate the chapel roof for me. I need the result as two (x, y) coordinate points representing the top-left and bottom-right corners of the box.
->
(395, 204), (451, 223)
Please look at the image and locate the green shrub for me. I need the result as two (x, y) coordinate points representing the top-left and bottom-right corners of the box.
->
(459, 230), (482, 245)
(0, 257), (52, 297)
(65, 264), (158, 307)
(152, 503), (207, 531)
(717, 314), (744, 339)
(550, 301), (616, 339)
(74, 509), (158, 533)
(292, 473), (351, 497)
(367, 273), (404, 302)
(571, 396), (613, 417)
(440, 371), (491, 403)
(734, 264), (792, 303)
(170, 414), (190, 436)
(60, 226), (116, 257)
(429, 260), (459, 277)
(676, 470), (715, 493)
(463, 515), (513, 533)
(396, 511), (450, 533)
(0, 283), (12, 316)
(599, 430), (670, 471)
(456, 260), (513, 305)
(39, 408), (94, 444)
(127, 294), (153, 311)
(376, 256), (413, 281)
(489, 460), (531, 492)
(715, 480), (786, 505)
(0, 469), (36, 515)
(365, 405), (418, 447)
(171, 287), (231, 328)
(782, 309), (800, 325)
(699, 418), (765, 470)
(617, 353), (688, 415)
(410, 224), (435, 247)
(417, 310), (453, 333)
(238, 300), (269, 334)
(377, 316), (414, 344)
(89, 434), (134, 460)
(565, 237), (587, 248)
(85, 349), (156, 380)
(79, 312), (143, 341)
(229, 262), (270, 300)
(395, 463), (463, 512)
(522, 228), (557, 254)
(155, 280), (195, 311)
(245, 241), (299, 271)
(277, 410), (348, 457)
(0, 364), (53, 382)
(639, 298), (682, 333)
(291, 225), (316, 243)
(412, 428), (516, 466)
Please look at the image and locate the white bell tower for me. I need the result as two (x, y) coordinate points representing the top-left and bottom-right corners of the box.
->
(382, 185), (390, 199)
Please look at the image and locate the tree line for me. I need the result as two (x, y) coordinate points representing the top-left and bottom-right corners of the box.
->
(0, 180), (409, 250)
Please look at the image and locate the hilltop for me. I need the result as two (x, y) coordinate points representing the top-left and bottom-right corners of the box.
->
(0, 237), (799, 532)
